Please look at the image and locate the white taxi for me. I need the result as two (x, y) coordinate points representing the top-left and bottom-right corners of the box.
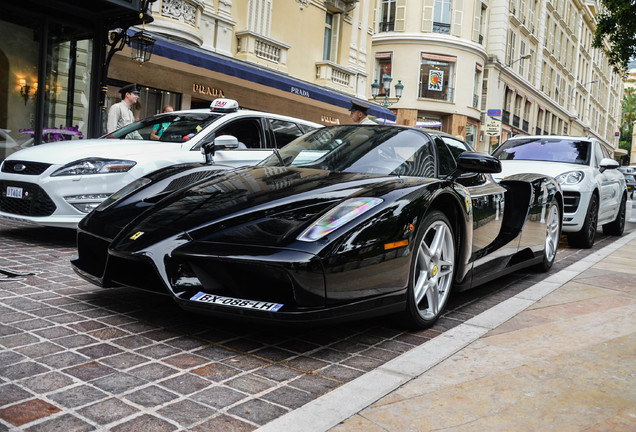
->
(0, 99), (321, 228)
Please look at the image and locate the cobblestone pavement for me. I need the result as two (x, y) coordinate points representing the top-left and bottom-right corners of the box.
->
(1, 218), (634, 431)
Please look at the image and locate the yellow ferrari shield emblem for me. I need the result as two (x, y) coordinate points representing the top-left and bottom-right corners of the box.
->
(130, 231), (144, 240)
(465, 195), (471, 213)
(432, 265), (438, 276)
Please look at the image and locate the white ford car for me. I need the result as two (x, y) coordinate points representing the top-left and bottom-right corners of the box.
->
(492, 135), (627, 248)
(0, 99), (321, 228)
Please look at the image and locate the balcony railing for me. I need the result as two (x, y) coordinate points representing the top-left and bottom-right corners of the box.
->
(380, 21), (395, 32)
(433, 22), (450, 34)
(513, 115), (520, 128)
(502, 110), (510, 124)
(315, 61), (354, 89)
(236, 31), (289, 70)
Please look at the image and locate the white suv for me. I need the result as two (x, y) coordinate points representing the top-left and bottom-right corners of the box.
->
(492, 135), (627, 248)
(0, 99), (321, 228)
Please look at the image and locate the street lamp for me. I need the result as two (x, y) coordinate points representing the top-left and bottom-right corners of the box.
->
(371, 74), (404, 107)
(498, 53), (531, 87)
(508, 52), (531, 67)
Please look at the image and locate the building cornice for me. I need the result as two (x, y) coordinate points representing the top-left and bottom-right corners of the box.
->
(372, 33), (488, 63)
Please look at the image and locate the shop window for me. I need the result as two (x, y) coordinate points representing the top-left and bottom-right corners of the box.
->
(465, 123), (477, 147)
(419, 54), (456, 102)
(105, 82), (181, 132)
(0, 20), (39, 158)
(375, 53), (393, 95)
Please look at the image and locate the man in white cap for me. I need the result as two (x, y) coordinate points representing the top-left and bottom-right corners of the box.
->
(107, 83), (141, 133)
(349, 100), (376, 125)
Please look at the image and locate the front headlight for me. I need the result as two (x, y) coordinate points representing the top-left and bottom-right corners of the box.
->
(52, 158), (136, 176)
(297, 197), (383, 242)
(556, 170), (584, 185)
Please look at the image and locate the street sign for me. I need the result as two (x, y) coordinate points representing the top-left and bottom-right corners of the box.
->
(485, 119), (502, 137)
(487, 109), (502, 116)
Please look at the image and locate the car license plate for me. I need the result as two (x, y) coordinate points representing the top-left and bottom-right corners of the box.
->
(6, 186), (23, 199)
(190, 292), (283, 312)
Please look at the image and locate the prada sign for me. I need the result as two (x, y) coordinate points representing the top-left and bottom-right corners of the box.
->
(192, 84), (225, 98)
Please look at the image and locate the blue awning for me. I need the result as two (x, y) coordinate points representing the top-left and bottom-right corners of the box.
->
(146, 34), (396, 121)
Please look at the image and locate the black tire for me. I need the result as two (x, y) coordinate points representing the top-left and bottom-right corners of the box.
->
(404, 211), (455, 329)
(567, 193), (598, 249)
(535, 200), (561, 272)
(602, 194), (626, 236)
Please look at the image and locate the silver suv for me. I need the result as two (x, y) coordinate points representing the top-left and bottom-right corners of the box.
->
(493, 135), (627, 248)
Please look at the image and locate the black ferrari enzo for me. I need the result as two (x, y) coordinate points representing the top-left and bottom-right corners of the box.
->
(72, 125), (562, 328)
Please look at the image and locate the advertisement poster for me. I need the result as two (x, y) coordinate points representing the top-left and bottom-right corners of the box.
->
(428, 70), (444, 91)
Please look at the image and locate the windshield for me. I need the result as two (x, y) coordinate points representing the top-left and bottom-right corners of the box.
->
(492, 138), (591, 165)
(105, 112), (222, 142)
(259, 125), (436, 177)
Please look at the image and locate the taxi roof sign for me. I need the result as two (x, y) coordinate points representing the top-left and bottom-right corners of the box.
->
(210, 98), (239, 113)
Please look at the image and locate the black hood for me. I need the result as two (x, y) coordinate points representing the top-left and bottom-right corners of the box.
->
(111, 166), (435, 251)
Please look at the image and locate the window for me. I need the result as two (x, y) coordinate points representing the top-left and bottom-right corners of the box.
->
(507, 30), (516, 66)
(214, 118), (264, 149)
(433, 0), (451, 34)
(419, 54), (456, 102)
(375, 53), (393, 95)
(323, 12), (341, 62)
(380, 0), (397, 32)
(479, 4), (487, 43)
(473, 65), (482, 108)
(269, 119), (305, 147)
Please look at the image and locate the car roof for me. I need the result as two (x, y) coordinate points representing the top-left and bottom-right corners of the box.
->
(505, 135), (594, 142)
(165, 107), (322, 127)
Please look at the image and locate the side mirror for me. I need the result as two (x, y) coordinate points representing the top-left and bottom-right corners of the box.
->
(201, 135), (240, 165)
(599, 158), (619, 173)
(213, 135), (239, 150)
(447, 152), (501, 182)
(457, 152), (502, 174)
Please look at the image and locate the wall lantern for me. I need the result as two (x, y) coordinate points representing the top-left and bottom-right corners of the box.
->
(19, 79), (30, 105)
(129, 30), (155, 65)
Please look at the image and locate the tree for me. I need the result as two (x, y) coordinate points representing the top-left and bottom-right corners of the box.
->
(592, 0), (636, 75)
(619, 87), (636, 161)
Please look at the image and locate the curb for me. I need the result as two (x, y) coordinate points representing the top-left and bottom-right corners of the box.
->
(256, 230), (636, 432)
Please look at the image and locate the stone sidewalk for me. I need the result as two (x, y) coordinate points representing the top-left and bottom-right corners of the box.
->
(260, 232), (636, 432)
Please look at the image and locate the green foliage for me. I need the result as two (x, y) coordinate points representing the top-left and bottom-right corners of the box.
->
(592, 0), (636, 75)
(620, 87), (636, 158)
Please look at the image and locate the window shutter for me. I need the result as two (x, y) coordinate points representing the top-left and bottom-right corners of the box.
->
(452, 0), (463, 37)
(472, 1), (481, 42)
(395, 0), (407, 31)
(422, 0), (434, 32)
(330, 14), (341, 62)
(374, 2), (379, 33)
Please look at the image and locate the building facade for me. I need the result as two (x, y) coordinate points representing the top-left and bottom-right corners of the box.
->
(372, 0), (624, 154)
(105, 0), (394, 131)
